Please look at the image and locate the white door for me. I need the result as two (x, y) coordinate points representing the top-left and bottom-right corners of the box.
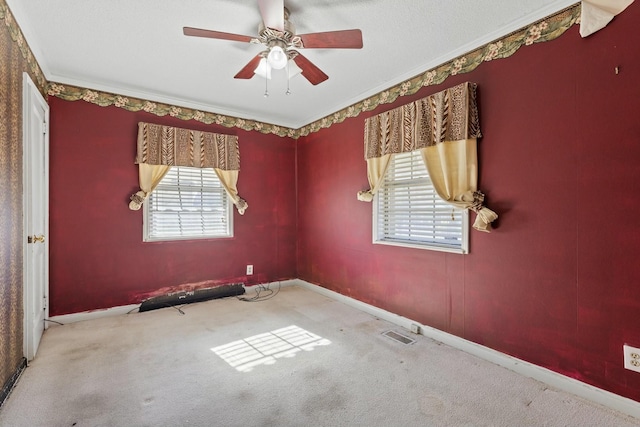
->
(23, 72), (49, 362)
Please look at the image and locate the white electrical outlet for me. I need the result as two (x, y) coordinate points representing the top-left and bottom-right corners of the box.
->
(246, 265), (253, 275)
(623, 344), (640, 373)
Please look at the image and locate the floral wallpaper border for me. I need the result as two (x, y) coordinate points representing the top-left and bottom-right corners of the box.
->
(46, 83), (300, 138)
(0, 0), (47, 94)
(28, 2), (579, 139)
(298, 4), (581, 138)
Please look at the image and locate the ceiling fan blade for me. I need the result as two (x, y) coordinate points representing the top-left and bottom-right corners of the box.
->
(293, 52), (329, 85)
(234, 54), (263, 79)
(298, 29), (363, 49)
(183, 27), (253, 43)
(258, 0), (285, 31)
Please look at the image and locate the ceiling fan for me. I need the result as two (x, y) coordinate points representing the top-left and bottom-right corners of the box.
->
(183, 0), (363, 86)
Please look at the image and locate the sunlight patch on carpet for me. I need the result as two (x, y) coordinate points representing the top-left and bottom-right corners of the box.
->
(211, 325), (331, 372)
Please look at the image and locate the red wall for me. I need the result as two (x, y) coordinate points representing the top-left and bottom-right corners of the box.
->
(48, 4), (640, 403)
(49, 99), (297, 315)
(297, 6), (640, 402)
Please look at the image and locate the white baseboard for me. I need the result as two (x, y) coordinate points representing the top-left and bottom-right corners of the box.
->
(293, 279), (640, 420)
(48, 304), (140, 326)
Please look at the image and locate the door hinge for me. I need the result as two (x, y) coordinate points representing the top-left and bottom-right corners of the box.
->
(42, 122), (47, 134)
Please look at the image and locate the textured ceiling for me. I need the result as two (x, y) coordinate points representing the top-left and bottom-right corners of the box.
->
(7, 0), (577, 129)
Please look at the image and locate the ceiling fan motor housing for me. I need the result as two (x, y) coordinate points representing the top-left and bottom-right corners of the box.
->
(258, 7), (295, 37)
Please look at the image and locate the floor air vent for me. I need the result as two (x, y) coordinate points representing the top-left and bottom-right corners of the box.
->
(382, 330), (416, 345)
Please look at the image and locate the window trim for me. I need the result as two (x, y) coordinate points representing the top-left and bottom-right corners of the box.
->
(142, 167), (234, 243)
(372, 152), (469, 254)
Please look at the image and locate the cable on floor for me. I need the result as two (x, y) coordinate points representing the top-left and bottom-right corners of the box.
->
(237, 281), (281, 302)
(126, 306), (141, 315)
(168, 304), (186, 315)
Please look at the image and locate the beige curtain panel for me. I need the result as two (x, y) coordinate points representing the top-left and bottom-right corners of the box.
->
(356, 154), (391, 202)
(128, 163), (172, 211)
(358, 82), (497, 232)
(419, 141), (497, 233)
(129, 122), (248, 214)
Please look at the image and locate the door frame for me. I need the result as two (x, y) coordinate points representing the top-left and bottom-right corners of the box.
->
(22, 72), (50, 361)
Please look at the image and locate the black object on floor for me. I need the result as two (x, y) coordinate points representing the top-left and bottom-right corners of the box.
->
(139, 283), (245, 312)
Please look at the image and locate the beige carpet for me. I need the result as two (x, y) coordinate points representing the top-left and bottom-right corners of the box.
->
(1, 285), (639, 427)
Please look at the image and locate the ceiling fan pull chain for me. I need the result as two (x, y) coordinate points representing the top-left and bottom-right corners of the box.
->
(264, 74), (269, 98)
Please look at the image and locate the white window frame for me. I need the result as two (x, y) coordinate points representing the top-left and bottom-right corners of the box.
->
(143, 166), (233, 242)
(373, 151), (469, 254)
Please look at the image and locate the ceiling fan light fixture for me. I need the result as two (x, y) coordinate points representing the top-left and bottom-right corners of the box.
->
(267, 45), (288, 70)
(184, 4), (363, 86)
(254, 57), (272, 79)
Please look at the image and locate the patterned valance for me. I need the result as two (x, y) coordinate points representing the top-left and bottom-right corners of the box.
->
(135, 122), (240, 170)
(364, 82), (481, 159)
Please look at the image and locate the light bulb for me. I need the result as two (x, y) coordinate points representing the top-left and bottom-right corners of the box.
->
(267, 46), (287, 70)
(253, 58), (272, 79)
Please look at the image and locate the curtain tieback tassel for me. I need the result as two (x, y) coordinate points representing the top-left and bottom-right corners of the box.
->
(234, 198), (248, 215)
(128, 190), (148, 211)
(469, 191), (486, 213)
(468, 191), (498, 233)
(357, 190), (374, 202)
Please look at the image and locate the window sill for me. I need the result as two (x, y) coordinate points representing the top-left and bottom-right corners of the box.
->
(143, 234), (234, 243)
(373, 239), (468, 254)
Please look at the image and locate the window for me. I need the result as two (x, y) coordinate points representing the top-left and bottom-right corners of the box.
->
(374, 151), (468, 253)
(143, 166), (232, 242)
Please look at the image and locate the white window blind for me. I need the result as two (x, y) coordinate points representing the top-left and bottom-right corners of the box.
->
(143, 166), (232, 241)
(374, 151), (468, 253)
